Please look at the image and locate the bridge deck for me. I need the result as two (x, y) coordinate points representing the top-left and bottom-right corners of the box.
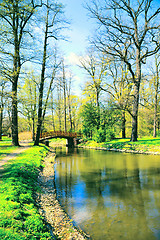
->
(40, 130), (82, 139)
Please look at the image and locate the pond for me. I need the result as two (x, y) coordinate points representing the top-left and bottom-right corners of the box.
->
(54, 147), (160, 240)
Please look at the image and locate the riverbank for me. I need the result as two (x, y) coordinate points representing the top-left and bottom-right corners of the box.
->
(0, 138), (88, 239)
(0, 144), (51, 239)
(37, 150), (88, 239)
(78, 137), (160, 155)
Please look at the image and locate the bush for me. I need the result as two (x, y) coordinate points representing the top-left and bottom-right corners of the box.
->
(105, 128), (115, 141)
(93, 128), (106, 143)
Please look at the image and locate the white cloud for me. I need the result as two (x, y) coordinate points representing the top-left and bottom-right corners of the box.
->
(66, 52), (80, 65)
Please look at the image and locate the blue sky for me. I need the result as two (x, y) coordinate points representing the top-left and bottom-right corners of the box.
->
(58, 0), (95, 95)
(60, 0), (93, 56)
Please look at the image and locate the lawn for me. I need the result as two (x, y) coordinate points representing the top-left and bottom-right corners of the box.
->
(0, 141), (51, 240)
(80, 137), (160, 153)
(0, 137), (18, 160)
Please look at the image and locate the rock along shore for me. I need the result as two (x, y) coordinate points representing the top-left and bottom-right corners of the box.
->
(37, 149), (89, 240)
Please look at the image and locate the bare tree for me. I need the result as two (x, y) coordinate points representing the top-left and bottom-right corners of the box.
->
(87, 0), (160, 141)
(34, 0), (66, 145)
(101, 61), (133, 138)
(67, 73), (74, 131)
(79, 50), (107, 128)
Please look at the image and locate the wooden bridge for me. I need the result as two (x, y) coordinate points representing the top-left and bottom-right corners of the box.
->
(40, 130), (83, 147)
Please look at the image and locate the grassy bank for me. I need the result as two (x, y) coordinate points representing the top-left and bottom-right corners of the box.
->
(0, 137), (18, 160)
(0, 142), (51, 240)
(79, 137), (160, 154)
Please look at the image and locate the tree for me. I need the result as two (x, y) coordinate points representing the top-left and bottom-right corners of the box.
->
(0, 0), (41, 146)
(67, 73), (74, 131)
(34, 0), (66, 145)
(87, 0), (160, 141)
(0, 79), (6, 140)
(18, 72), (38, 141)
(62, 60), (67, 132)
(152, 54), (160, 137)
(79, 50), (107, 128)
(102, 61), (133, 138)
(81, 103), (99, 138)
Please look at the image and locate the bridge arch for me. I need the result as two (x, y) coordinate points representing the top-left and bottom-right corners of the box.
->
(40, 131), (82, 147)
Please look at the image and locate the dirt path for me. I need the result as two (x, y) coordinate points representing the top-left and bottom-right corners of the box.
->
(0, 142), (31, 172)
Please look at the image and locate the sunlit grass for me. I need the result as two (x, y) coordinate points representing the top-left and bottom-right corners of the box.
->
(0, 145), (51, 240)
(0, 137), (18, 160)
(80, 137), (160, 153)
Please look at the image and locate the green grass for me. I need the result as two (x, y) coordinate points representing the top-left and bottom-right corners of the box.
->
(0, 145), (52, 240)
(0, 137), (18, 160)
(80, 137), (160, 153)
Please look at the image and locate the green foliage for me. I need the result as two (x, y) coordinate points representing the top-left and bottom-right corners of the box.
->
(81, 103), (99, 138)
(93, 128), (106, 143)
(0, 145), (51, 240)
(105, 128), (115, 141)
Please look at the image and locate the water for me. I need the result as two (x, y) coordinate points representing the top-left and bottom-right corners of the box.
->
(54, 147), (160, 240)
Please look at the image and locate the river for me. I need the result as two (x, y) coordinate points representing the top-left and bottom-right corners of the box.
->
(54, 147), (160, 240)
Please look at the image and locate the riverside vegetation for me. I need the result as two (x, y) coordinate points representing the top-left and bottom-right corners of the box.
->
(79, 137), (160, 154)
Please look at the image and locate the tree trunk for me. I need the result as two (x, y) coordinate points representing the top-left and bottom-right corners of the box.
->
(32, 117), (35, 141)
(51, 93), (56, 131)
(131, 49), (141, 142)
(57, 86), (62, 131)
(153, 89), (158, 138)
(11, 80), (19, 146)
(67, 77), (73, 131)
(34, 8), (49, 146)
(0, 105), (3, 141)
(121, 110), (126, 139)
(62, 63), (67, 132)
(153, 57), (159, 138)
(96, 89), (100, 129)
(0, 85), (4, 141)
(131, 82), (140, 142)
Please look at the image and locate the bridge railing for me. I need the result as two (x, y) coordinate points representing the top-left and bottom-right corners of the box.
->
(40, 130), (83, 139)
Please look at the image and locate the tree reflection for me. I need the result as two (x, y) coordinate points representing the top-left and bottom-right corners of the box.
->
(55, 148), (160, 239)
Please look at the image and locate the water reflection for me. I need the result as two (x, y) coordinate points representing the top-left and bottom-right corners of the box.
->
(54, 148), (160, 240)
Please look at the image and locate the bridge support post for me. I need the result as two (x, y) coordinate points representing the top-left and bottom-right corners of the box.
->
(66, 137), (74, 147)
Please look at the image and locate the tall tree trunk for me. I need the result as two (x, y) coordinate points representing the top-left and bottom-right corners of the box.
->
(96, 89), (100, 129)
(153, 88), (158, 138)
(32, 85), (37, 141)
(153, 57), (159, 138)
(131, 82), (140, 141)
(0, 105), (3, 141)
(62, 63), (67, 132)
(51, 93), (56, 131)
(12, 80), (19, 146)
(67, 77), (73, 131)
(131, 49), (141, 142)
(0, 85), (4, 141)
(57, 85), (62, 131)
(121, 110), (126, 139)
(34, 8), (49, 146)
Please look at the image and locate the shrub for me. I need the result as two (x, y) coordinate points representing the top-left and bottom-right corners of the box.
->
(105, 128), (115, 141)
(93, 128), (106, 143)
